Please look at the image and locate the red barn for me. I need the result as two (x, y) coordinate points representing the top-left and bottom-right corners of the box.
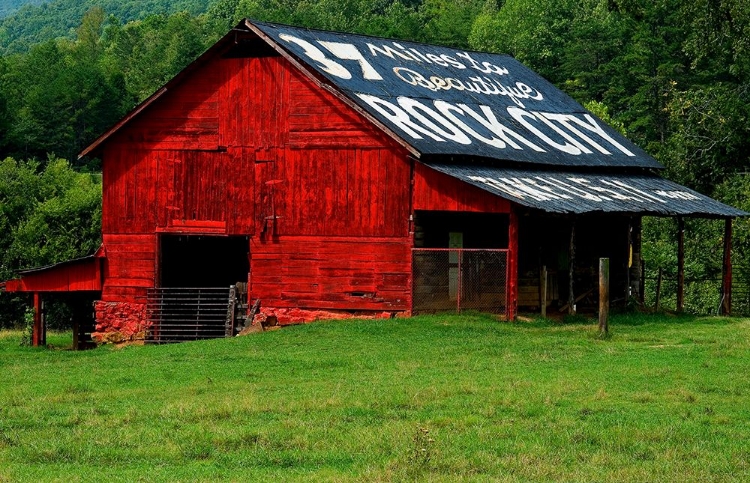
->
(3, 20), (745, 345)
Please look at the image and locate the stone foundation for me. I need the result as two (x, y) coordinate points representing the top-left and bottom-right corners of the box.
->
(92, 301), (150, 344)
(253, 307), (405, 326)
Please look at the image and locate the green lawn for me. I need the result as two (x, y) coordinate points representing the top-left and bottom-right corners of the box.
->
(1, 314), (749, 481)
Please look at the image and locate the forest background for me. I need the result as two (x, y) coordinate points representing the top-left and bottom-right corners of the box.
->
(1, 0), (749, 327)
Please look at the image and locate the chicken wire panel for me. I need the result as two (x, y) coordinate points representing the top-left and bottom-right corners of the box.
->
(412, 249), (508, 314)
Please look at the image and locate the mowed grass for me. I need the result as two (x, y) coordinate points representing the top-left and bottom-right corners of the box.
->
(1, 314), (749, 482)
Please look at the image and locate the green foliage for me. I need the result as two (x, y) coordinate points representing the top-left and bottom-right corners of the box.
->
(661, 84), (750, 193)
(0, 0), (212, 54)
(1, 315), (749, 480)
(101, 12), (221, 103)
(1, 15), (131, 162)
(0, 157), (101, 328)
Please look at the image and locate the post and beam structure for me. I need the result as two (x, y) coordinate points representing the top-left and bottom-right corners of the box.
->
(32, 292), (45, 347)
(507, 210), (518, 321)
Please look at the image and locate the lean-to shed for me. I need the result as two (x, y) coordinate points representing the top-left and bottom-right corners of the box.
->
(3, 20), (745, 344)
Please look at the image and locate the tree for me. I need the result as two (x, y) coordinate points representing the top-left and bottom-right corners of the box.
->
(0, 157), (102, 328)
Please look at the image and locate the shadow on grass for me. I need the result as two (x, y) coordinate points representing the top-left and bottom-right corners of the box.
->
(513, 310), (737, 329)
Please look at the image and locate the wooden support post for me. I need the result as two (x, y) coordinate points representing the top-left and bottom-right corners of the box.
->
(73, 317), (80, 350)
(540, 265), (547, 318)
(599, 258), (609, 334)
(640, 258), (646, 305)
(507, 211), (519, 321)
(32, 292), (44, 347)
(677, 217), (685, 313)
(629, 216), (642, 303)
(568, 220), (576, 315)
(722, 217), (733, 316)
(225, 285), (237, 337)
(655, 268), (663, 311)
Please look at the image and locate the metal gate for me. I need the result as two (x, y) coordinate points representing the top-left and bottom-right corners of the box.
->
(412, 248), (509, 315)
(146, 287), (239, 344)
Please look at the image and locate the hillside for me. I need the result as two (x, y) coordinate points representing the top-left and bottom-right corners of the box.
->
(0, 0), (213, 53)
(0, 0), (44, 19)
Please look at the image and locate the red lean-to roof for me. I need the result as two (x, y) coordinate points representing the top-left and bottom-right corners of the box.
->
(1, 246), (105, 293)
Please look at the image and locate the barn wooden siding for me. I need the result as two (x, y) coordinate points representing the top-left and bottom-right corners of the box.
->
(4, 256), (102, 293)
(100, 48), (429, 316)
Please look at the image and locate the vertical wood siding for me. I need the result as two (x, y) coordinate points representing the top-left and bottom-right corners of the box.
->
(10, 260), (102, 292)
(413, 162), (510, 213)
(101, 46), (415, 313)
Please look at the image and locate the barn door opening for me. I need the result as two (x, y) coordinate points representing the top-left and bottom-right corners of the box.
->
(149, 235), (249, 343)
(159, 235), (249, 288)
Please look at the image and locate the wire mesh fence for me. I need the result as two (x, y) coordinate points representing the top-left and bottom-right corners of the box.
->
(412, 248), (508, 315)
(643, 268), (750, 316)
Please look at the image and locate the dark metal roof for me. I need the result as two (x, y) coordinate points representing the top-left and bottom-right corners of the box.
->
(427, 163), (747, 217)
(252, 21), (662, 169)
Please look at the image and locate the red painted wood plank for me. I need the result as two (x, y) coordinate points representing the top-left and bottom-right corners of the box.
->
(413, 162), (511, 213)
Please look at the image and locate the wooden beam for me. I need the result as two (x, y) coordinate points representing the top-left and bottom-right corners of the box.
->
(599, 258), (609, 334)
(629, 216), (642, 303)
(677, 217), (685, 313)
(540, 265), (547, 318)
(722, 217), (733, 316)
(507, 210), (518, 321)
(568, 220), (576, 315)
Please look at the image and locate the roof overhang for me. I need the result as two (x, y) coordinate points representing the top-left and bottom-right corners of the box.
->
(427, 163), (748, 217)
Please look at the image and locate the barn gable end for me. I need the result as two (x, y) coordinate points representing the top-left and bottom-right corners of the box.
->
(90, 26), (427, 337)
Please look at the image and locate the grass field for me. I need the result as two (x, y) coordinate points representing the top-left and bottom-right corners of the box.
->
(1, 313), (749, 482)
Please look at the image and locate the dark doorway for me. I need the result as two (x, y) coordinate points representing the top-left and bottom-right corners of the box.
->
(160, 235), (249, 288)
(414, 211), (509, 248)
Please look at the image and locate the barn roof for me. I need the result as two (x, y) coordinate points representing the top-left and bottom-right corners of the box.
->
(427, 163), (746, 217)
(78, 19), (745, 218)
(248, 21), (662, 169)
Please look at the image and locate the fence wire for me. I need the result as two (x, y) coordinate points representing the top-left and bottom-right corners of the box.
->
(643, 268), (750, 316)
(412, 249), (508, 314)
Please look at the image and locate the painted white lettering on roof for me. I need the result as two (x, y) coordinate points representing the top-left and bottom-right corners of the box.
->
(278, 34), (352, 79)
(541, 113), (611, 155)
(461, 174), (704, 207)
(569, 114), (636, 157)
(654, 190), (700, 200)
(317, 41), (383, 80)
(355, 94), (444, 141)
(434, 101), (507, 148)
(397, 97), (472, 144)
(508, 107), (582, 155)
(458, 104), (544, 151)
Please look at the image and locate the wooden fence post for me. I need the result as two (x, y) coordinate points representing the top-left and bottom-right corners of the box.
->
(569, 220), (576, 315)
(599, 258), (609, 335)
(540, 265), (547, 318)
(655, 268), (663, 311)
(32, 292), (45, 347)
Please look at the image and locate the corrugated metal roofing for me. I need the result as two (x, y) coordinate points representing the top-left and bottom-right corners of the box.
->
(427, 163), (747, 217)
(252, 21), (662, 169)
